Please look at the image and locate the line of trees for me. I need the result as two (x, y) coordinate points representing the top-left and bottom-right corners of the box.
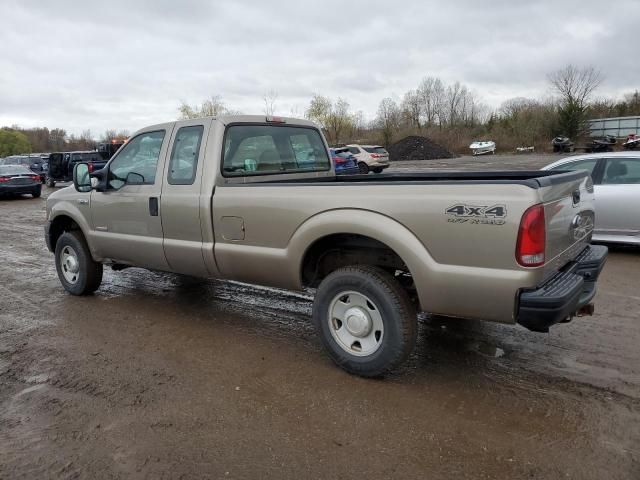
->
(4, 65), (638, 157)
(0, 127), (129, 157)
(180, 65), (638, 152)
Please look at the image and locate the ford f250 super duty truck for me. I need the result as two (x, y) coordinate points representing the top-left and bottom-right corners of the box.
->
(45, 115), (607, 376)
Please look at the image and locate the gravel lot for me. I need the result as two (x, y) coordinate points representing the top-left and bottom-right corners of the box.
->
(1, 154), (638, 479)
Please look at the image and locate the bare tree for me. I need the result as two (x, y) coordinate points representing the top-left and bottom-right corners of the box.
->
(401, 89), (422, 130)
(417, 77), (445, 126)
(548, 65), (603, 110)
(305, 95), (353, 144)
(375, 98), (401, 147)
(262, 90), (278, 116)
(179, 95), (238, 119)
(548, 65), (603, 137)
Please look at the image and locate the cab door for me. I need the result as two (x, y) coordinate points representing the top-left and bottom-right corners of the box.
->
(89, 128), (172, 270)
(160, 119), (211, 276)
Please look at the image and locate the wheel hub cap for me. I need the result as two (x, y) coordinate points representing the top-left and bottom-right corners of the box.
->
(66, 256), (79, 273)
(328, 291), (384, 357)
(344, 307), (372, 337)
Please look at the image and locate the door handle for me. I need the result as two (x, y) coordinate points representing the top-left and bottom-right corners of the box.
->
(149, 197), (159, 216)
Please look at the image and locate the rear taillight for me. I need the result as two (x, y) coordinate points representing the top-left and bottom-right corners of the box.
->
(370, 153), (380, 158)
(516, 204), (546, 267)
(334, 157), (346, 164)
(31, 175), (40, 181)
(88, 163), (93, 173)
(0, 176), (8, 183)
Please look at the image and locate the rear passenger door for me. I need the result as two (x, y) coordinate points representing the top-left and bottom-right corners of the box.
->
(595, 157), (640, 236)
(160, 119), (211, 276)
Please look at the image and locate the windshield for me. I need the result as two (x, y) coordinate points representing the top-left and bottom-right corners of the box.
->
(0, 165), (32, 175)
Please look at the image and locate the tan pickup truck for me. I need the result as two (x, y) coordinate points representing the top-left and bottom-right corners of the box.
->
(45, 115), (607, 376)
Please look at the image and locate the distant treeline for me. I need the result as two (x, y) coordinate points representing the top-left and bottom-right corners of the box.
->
(0, 127), (129, 157)
(181, 65), (640, 153)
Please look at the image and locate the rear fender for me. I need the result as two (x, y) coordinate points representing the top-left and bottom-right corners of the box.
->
(288, 209), (436, 310)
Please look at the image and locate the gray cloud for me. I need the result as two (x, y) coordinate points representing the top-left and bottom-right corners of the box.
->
(0, 0), (638, 136)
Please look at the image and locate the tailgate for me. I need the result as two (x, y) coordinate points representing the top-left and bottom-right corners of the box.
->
(538, 171), (595, 276)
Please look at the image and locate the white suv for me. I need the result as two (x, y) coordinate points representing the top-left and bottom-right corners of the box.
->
(345, 145), (390, 174)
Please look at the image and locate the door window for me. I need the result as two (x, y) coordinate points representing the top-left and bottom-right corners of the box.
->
(601, 158), (640, 185)
(168, 125), (204, 185)
(108, 130), (165, 189)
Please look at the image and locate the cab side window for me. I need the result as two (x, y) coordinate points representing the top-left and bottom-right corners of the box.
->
(108, 130), (165, 189)
(168, 126), (204, 185)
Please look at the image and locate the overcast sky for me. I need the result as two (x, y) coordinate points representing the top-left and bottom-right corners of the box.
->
(1, 0), (638, 136)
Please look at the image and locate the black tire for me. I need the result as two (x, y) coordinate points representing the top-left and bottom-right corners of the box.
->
(32, 186), (41, 198)
(358, 162), (369, 174)
(46, 177), (56, 188)
(372, 167), (383, 174)
(55, 231), (103, 295)
(312, 265), (417, 377)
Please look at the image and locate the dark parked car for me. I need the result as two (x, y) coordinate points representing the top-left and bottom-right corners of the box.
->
(329, 147), (359, 175)
(0, 164), (42, 197)
(46, 151), (107, 187)
(2, 155), (47, 182)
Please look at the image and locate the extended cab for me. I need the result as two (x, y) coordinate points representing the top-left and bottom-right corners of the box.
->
(45, 115), (607, 376)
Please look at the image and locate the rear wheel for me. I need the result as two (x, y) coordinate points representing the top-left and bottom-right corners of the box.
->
(358, 162), (369, 174)
(312, 265), (417, 377)
(32, 186), (41, 198)
(373, 167), (383, 174)
(55, 231), (103, 295)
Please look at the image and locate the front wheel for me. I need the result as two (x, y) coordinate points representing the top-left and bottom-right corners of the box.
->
(46, 177), (55, 188)
(312, 265), (417, 377)
(55, 231), (103, 295)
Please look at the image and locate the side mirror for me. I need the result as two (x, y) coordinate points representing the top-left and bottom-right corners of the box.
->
(126, 171), (145, 185)
(73, 163), (92, 192)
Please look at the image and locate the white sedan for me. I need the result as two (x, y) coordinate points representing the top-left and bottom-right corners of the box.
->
(542, 152), (640, 245)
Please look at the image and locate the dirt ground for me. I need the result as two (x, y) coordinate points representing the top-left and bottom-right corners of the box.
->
(1, 154), (639, 479)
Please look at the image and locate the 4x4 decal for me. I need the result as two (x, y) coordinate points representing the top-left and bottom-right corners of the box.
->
(445, 203), (507, 225)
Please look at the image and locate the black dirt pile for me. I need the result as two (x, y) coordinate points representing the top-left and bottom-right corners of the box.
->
(388, 136), (457, 161)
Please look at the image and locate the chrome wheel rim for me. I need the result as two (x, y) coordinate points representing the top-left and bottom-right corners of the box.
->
(60, 246), (79, 284)
(328, 291), (384, 356)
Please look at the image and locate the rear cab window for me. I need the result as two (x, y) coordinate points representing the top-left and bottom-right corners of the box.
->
(222, 124), (330, 176)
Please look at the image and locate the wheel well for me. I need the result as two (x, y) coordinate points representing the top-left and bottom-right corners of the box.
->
(301, 234), (409, 288)
(49, 216), (81, 251)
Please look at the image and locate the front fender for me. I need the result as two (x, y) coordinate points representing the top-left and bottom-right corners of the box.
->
(48, 201), (98, 260)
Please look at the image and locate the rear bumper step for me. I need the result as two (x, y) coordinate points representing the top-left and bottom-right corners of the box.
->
(517, 245), (607, 332)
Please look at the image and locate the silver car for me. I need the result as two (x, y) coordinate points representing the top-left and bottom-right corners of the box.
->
(543, 152), (640, 245)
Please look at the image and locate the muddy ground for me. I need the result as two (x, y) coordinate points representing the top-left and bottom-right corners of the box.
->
(0, 154), (638, 479)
